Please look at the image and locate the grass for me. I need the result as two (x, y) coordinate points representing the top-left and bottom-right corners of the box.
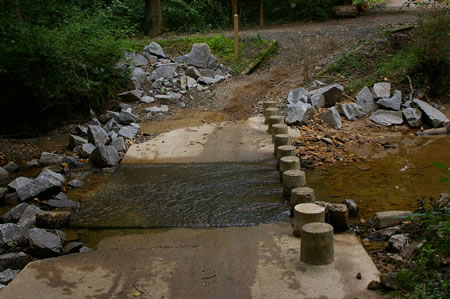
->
(134, 34), (271, 74)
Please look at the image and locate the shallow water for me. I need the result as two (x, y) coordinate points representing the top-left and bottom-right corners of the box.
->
(71, 160), (289, 228)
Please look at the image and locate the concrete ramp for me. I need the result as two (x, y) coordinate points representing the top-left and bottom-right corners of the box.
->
(2, 224), (381, 298)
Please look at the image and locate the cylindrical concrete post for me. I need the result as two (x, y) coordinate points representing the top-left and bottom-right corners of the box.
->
(273, 135), (291, 156)
(264, 108), (278, 124)
(290, 187), (315, 214)
(279, 156), (301, 177)
(268, 115), (284, 134)
(263, 101), (277, 110)
(300, 222), (334, 265)
(293, 203), (324, 237)
(276, 145), (296, 160)
(271, 124), (288, 142)
(282, 169), (306, 197)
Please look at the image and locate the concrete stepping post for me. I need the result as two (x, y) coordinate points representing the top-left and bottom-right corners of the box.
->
(273, 135), (292, 156)
(268, 115), (284, 134)
(264, 108), (278, 124)
(293, 203), (324, 237)
(263, 101), (277, 110)
(300, 222), (334, 265)
(276, 145), (296, 159)
(290, 187), (315, 214)
(271, 124), (288, 142)
(282, 169), (306, 197)
(279, 156), (301, 180)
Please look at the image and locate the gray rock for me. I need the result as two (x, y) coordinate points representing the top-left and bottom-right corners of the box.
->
(151, 64), (177, 81)
(54, 192), (68, 201)
(372, 82), (391, 98)
(0, 188), (6, 199)
(3, 162), (19, 174)
(118, 110), (139, 125)
(130, 123), (140, 130)
(8, 177), (32, 192)
(0, 269), (20, 284)
(310, 93), (326, 109)
(104, 111), (121, 122)
(75, 125), (88, 136)
(145, 105), (169, 114)
(286, 102), (314, 125)
(68, 179), (84, 188)
(377, 90), (402, 111)
(118, 90), (143, 102)
(25, 160), (39, 168)
(321, 107), (342, 129)
(207, 54), (219, 69)
(28, 228), (62, 257)
(413, 98), (449, 128)
(16, 169), (64, 201)
(141, 52), (158, 63)
(287, 88), (309, 105)
(402, 100), (411, 109)
(174, 54), (189, 64)
(118, 126), (138, 140)
(367, 225), (402, 241)
(186, 66), (201, 79)
(0, 167), (8, 183)
(68, 135), (87, 150)
(180, 76), (197, 90)
(187, 43), (211, 69)
(389, 234), (410, 252)
(143, 42), (166, 58)
(135, 54), (148, 67)
(214, 75), (226, 82)
(79, 247), (93, 253)
(140, 96), (155, 104)
(131, 67), (147, 90)
(152, 78), (163, 89)
(111, 137), (127, 153)
(0, 252), (28, 271)
(372, 211), (412, 229)
(87, 125), (108, 146)
(0, 224), (28, 246)
(342, 199), (358, 217)
(356, 86), (377, 113)
(1, 203), (29, 223)
(76, 143), (96, 158)
(17, 205), (43, 228)
(90, 146), (121, 168)
(63, 242), (83, 254)
(197, 76), (217, 85)
(370, 110), (403, 126)
(402, 107), (422, 128)
(336, 103), (366, 121)
(198, 68), (215, 78)
(104, 118), (121, 132)
(48, 199), (79, 209)
(309, 84), (344, 107)
(89, 118), (101, 127)
(39, 152), (63, 166)
(314, 201), (349, 231)
(36, 211), (71, 228)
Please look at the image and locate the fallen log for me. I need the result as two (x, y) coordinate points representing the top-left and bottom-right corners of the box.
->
(415, 125), (450, 136)
(332, 5), (359, 18)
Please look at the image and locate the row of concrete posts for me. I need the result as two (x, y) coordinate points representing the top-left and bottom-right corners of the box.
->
(263, 101), (334, 265)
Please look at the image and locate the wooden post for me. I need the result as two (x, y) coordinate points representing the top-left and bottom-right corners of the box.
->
(232, 0), (238, 20)
(259, 0), (264, 27)
(234, 14), (239, 60)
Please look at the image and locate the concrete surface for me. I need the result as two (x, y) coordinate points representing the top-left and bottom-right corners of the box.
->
(1, 223), (382, 298)
(122, 116), (300, 163)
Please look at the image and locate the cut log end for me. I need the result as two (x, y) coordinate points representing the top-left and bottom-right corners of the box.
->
(332, 5), (359, 18)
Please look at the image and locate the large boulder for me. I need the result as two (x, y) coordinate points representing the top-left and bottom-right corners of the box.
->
(310, 93), (326, 109)
(90, 146), (121, 168)
(0, 224), (28, 247)
(187, 43), (211, 69)
(135, 54), (148, 67)
(377, 90), (402, 111)
(17, 205), (43, 228)
(372, 82), (391, 98)
(356, 86), (377, 113)
(321, 107), (342, 129)
(413, 98), (449, 128)
(28, 228), (62, 258)
(287, 88), (309, 105)
(87, 125), (108, 147)
(151, 64), (177, 81)
(1, 203), (29, 223)
(309, 84), (344, 107)
(111, 136), (127, 153)
(39, 152), (64, 166)
(402, 107), (422, 128)
(143, 42), (166, 58)
(0, 252), (29, 271)
(336, 103), (366, 121)
(16, 169), (65, 201)
(131, 67), (147, 90)
(370, 110), (403, 126)
(117, 90), (143, 102)
(286, 102), (314, 125)
(7, 177), (32, 192)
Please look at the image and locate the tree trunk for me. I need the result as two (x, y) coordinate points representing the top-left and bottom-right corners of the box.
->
(332, 5), (359, 18)
(142, 0), (162, 37)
